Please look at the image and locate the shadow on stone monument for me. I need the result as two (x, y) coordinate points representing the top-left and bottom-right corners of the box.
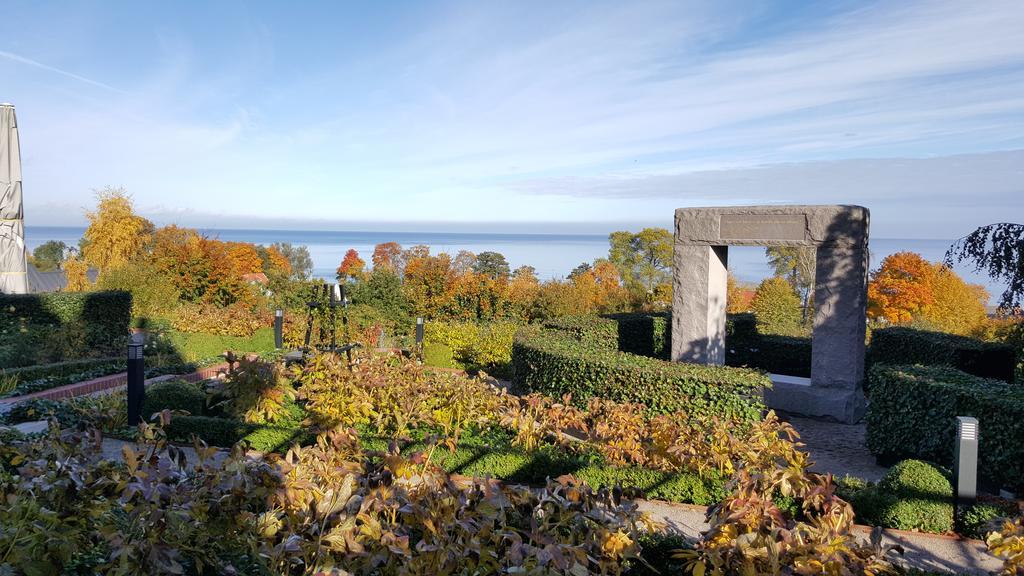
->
(672, 205), (869, 423)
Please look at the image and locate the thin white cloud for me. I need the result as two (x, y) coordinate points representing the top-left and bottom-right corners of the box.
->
(0, 50), (124, 93)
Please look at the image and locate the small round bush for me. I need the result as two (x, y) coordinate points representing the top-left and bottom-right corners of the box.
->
(872, 460), (955, 533)
(877, 497), (954, 534)
(142, 380), (206, 418)
(879, 459), (953, 499)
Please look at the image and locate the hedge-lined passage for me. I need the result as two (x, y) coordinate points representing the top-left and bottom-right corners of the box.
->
(866, 363), (1024, 491)
(868, 327), (1016, 383)
(512, 320), (769, 423)
(0, 291), (132, 368)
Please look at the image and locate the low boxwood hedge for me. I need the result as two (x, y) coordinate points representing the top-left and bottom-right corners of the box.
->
(583, 312), (813, 377)
(868, 327), (1016, 383)
(512, 321), (768, 423)
(142, 380), (206, 418)
(0, 357), (125, 398)
(866, 363), (1024, 491)
(165, 402), (309, 452)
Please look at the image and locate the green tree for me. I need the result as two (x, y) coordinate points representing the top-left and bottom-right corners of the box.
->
(472, 251), (510, 279)
(765, 246), (816, 320)
(349, 268), (412, 330)
(30, 240), (68, 272)
(945, 223), (1023, 310)
(608, 228), (673, 303)
(97, 258), (181, 321)
(272, 242), (313, 280)
(568, 262), (592, 280)
(751, 276), (805, 336)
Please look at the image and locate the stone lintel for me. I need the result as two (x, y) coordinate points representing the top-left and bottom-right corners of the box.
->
(675, 205), (868, 248)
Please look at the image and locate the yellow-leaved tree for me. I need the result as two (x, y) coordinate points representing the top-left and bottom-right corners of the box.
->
(81, 187), (154, 272)
(62, 256), (91, 292)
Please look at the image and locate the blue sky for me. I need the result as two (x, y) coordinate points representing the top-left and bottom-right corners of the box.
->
(2, 0), (1023, 237)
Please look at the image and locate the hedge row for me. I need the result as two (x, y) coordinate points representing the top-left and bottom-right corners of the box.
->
(512, 322), (768, 423)
(865, 363), (1024, 491)
(868, 327), (1016, 383)
(0, 291), (132, 367)
(584, 312), (813, 377)
(0, 356), (124, 388)
(726, 313), (812, 377)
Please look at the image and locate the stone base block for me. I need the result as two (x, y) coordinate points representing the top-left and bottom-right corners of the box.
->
(764, 374), (866, 423)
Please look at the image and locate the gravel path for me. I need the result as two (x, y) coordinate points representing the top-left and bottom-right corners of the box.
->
(784, 415), (888, 482)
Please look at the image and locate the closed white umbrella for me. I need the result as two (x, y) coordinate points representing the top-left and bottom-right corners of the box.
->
(0, 103), (28, 294)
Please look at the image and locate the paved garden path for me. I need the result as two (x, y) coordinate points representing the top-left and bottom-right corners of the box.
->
(785, 415), (889, 482)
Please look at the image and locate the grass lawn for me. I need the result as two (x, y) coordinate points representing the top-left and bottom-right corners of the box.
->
(163, 327), (276, 362)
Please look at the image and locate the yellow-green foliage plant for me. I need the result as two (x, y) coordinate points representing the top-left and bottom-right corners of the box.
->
(423, 320), (518, 372)
(208, 354), (295, 424)
(677, 413), (901, 575)
(987, 516), (1024, 575)
(0, 416), (655, 575)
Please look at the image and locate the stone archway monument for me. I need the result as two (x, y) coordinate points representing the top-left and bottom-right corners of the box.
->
(672, 205), (869, 423)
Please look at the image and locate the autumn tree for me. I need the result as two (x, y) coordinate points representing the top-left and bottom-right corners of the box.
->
(349, 267), (411, 329)
(867, 252), (937, 324)
(452, 250), (477, 276)
(401, 250), (454, 318)
(81, 187), (154, 272)
(751, 276), (804, 336)
(336, 249), (366, 282)
(926, 266), (989, 335)
(62, 256), (91, 292)
(224, 242), (264, 276)
(258, 244), (292, 278)
(507, 265), (540, 320)
(568, 262), (592, 280)
(371, 242), (403, 271)
(726, 273), (753, 313)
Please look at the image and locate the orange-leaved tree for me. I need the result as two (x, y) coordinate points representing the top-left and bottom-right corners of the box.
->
(372, 242), (402, 271)
(336, 249), (366, 282)
(868, 251), (989, 335)
(867, 251), (937, 324)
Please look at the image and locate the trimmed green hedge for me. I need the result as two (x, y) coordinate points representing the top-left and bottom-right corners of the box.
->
(726, 314), (812, 377)
(0, 357), (125, 398)
(142, 380), (206, 418)
(866, 364), (1024, 491)
(512, 320), (768, 422)
(584, 312), (813, 377)
(0, 291), (131, 367)
(869, 327), (1016, 383)
(165, 402), (309, 452)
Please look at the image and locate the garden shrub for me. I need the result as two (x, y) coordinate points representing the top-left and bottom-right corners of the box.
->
(0, 423), (651, 575)
(512, 322), (768, 422)
(868, 327), (1016, 382)
(141, 379), (206, 418)
(866, 364), (1024, 491)
(590, 312), (813, 377)
(165, 402), (308, 452)
(0, 291), (131, 367)
(961, 501), (1017, 540)
(750, 276), (806, 337)
(422, 320), (518, 376)
(870, 460), (955, 534)
(172, 300), (268, 337)
(0, 357), (125, 398)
